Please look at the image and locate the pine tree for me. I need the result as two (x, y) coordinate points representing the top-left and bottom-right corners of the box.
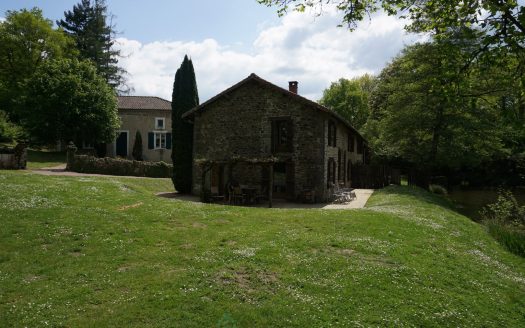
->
(57, 0), (127, 93)
(171, 55), (199, 193)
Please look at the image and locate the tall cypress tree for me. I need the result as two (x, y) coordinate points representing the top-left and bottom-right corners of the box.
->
(171, 55), (199, 193)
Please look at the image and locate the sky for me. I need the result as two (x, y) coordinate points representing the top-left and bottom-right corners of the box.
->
(0, 0), (423, 102)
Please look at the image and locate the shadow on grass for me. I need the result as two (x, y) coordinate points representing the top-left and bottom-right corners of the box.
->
(27, 149), (66, 169)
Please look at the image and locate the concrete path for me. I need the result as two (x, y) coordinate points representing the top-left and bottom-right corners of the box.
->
(157, 189), (374, 209)
(31, 164), (160, 179)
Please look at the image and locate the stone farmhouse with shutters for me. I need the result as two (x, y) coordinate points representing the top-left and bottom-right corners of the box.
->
(105, 96), (173, 162)
(182, 73), (368, 203)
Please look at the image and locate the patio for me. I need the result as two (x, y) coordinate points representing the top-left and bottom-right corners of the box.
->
(157, 189), (374, 209)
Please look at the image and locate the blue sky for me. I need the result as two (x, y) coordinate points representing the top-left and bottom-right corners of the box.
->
(0, 1), (420, 101)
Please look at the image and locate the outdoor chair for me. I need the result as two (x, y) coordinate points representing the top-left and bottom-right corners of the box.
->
(210, 186), (225, 203)
(230, 186), (245, 205)
(331, 183), (356, 204)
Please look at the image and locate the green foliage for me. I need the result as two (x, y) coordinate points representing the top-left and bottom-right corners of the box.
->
(429, 184), (448, 196)
(57, 0), (128, 92)
(171, 55), (199, 193)
(24, 58), (119, 145)
(0, 8), (76, 123)
(481, 190), (525, 228)
(132, 131), (143, 161)
(319, 75), (375, 130)
(258, 0), (524, 55)
(481, 190), (525, 257)
(0, 111), (22, 143)
(365, 38), (507, 171)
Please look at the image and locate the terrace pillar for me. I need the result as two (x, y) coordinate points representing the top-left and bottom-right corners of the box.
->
(268, 163), (274, 208)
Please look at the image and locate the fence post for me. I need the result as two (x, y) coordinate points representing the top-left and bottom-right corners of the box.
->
(66, 142), (77, 171)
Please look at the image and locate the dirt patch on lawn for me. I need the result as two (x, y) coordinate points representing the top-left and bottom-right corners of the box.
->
(117, 202), (143, 211)
(216, 267), (280, 296)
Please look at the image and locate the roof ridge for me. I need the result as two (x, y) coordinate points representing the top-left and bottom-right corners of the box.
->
(181, 73), (365, 141)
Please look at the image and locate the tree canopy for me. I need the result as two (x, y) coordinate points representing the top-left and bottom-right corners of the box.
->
(0, 8), (75, 123)
(319, 75), (375, 130)
(57, 0), (128, 93)
(258, 0), (525, 56)
(171, 55), (199, 193)
(363, 36), (516, 173)
(23, 58), (119, 145)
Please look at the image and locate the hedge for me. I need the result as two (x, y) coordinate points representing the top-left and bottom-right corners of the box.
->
(68, 155), (172, 178)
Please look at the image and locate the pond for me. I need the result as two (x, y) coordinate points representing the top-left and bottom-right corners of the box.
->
(447, 188), (525, 221)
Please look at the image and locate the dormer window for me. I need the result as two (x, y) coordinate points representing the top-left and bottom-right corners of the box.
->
(155, 117), (165, 130)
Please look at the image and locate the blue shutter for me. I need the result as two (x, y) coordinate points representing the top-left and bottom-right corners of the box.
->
(166, 133), (172, 149)
(148, 132), (154, 149)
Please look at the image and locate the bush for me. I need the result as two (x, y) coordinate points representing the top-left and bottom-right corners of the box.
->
(69, 155), (172, 178)
(485, 221), (525, 257)
(429, 184), (448, 195)
(132, 131), (143, 161)
(0, 111), (22, 143)
(481, 190), (525, 257)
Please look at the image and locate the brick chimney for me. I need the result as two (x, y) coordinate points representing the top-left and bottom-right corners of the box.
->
(288, 81), (298, 94)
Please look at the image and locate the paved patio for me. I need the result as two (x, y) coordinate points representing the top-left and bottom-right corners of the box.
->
(157, 189), (374, 209)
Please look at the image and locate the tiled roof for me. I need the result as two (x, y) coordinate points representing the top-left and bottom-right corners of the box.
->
(182, 73), (366, 142)
(117, 96), (171, 111)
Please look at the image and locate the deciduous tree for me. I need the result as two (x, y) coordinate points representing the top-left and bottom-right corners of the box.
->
(24, 58), (119, 145)
(319, 75), (375, 130)
(0, 8), (75, 123)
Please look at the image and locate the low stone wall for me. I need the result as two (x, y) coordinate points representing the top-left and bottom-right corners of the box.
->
(66, 143), (172, 178)
(0, 143), (27, 169)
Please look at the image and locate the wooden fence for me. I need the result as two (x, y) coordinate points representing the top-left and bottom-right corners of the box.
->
(351, 164), (401, 189)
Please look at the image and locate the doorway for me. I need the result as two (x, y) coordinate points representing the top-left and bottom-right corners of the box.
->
(115, 131), (128, 157)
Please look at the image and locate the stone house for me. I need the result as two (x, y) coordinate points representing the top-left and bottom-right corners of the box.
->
(182, 73), (368, 203)
(104, 96), (173, 162)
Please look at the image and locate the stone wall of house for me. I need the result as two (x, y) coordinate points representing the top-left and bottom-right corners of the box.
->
(106, 109), (172, 162)
(323, 117), (365, 199)
(192, 80), (326, 201)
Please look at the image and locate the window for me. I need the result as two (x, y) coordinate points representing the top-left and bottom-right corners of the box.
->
(348, 133), (355, 152)
(155, 117), (165, 130)
(155, 132), (166, 149)
(357, 138), (363, 154)
(148, 131), (172, 150)
(271, 119), (292, 153)
(327, 158), (336, 188)
(347, 160), (352, 182)
(328, 120), (337, 147)
(337, 149), (342, 181)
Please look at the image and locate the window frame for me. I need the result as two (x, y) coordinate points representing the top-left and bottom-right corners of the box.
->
(154, 131), (167, 149)
(348, 133), (355, 152)
(155, 117), (166, 130)
(328, 120), (337, 147)
(271, 117), (293, 153)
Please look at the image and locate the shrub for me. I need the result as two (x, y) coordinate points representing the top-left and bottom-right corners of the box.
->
(69, 155), (172, 178)
(429, 184), (447, 195)
(481, 190), (525, 257)
(132, 131), (143, 161)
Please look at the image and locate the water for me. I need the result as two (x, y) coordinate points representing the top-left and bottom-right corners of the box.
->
(447, 188), (525, 221)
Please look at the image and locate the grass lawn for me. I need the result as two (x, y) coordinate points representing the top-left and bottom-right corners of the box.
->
(0, 171), (524, 327)
(26, 149), (66, 169)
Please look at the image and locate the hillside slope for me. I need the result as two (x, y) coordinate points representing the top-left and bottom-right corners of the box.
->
(0, 171), (524, 327)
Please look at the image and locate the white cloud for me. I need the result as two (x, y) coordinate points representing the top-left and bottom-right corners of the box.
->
(116, 9), (420, 102)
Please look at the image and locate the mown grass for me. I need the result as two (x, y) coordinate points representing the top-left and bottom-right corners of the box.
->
(26, 149), (66, 169)
(0, 171), (524, 327)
